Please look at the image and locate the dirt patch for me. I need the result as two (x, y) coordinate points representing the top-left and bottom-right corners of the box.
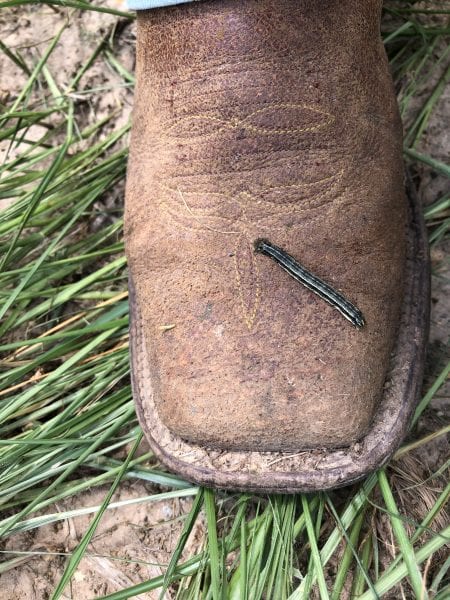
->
(1, 480), (203, 599)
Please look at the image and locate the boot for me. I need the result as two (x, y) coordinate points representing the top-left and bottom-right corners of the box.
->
(125, 0), (429, 492)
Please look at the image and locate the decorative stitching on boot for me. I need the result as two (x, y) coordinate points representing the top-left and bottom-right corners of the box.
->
(163, 103), (334, 141)
(156, 102), (342, 329)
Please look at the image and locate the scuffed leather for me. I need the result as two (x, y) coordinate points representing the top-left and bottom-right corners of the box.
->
(125, 0), (407, 451)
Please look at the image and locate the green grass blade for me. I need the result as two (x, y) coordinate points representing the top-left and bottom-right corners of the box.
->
(404, 148), (450, 178)
(160, 488), (204, 598)
(413, 360), (450, 426)
(330, 505), (366, 600)
(357, 524), (450, 600)
(430, 555), (450, 595)
(204, 489), (223, 600)
(377, 469), (428, 599)
(0, 404), (136, 538)
(239, 512), (249, 600)
(301, 495), (330, 600)
(50, 432), (143, 599)
(350, 524), (374, 598)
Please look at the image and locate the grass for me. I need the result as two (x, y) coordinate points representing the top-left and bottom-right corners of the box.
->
(0, 1), (449, 598)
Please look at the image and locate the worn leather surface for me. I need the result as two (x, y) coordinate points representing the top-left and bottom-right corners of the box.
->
(125, 0), (407, 452)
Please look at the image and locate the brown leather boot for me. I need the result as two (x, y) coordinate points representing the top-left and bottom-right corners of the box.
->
(125, 0), (429, 492)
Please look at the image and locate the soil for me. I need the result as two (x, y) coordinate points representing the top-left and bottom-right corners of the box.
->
(1, 477), (204, 599)
(0, 2), (448, 599)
